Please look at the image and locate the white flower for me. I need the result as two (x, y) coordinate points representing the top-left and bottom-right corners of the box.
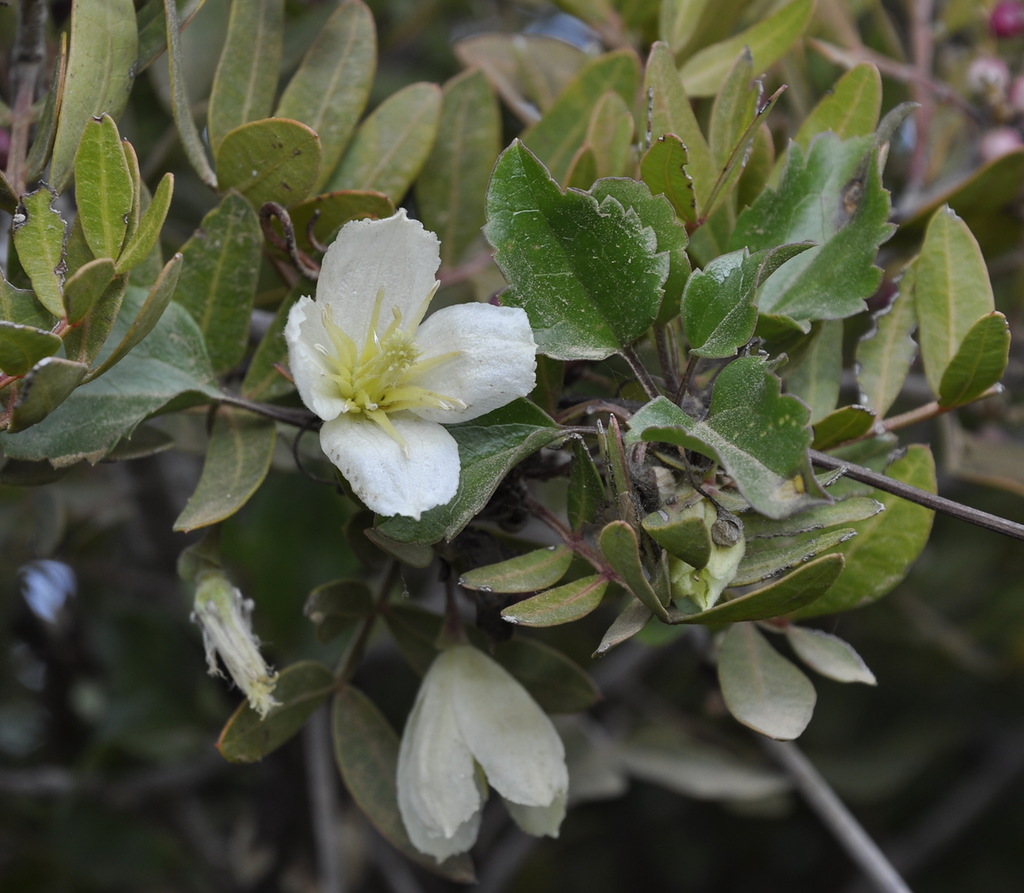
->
(284, 209), (537, 520)
(396, 644), (569, 862)
(191, 573), (279, 718)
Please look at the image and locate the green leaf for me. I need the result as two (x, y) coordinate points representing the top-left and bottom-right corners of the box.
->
(116, 173), (174, 275)
(732, 134), (894, 329)
(678, 554), (844, 624)
(640, 134), (697, 224)
(87, 253), (183, 381)
(679, 0), (814, 98)
(484, 141), (669, 361)
(217, 660), (335, 763)
(594, 598), (653, 656)
(285, 190), (395, 257)
(643, 497), (712, 568)
(938, 312), (1010, 408)
(136, 0), (206, 72)
(811, 405), (876, 451)
(459, 546), (574, 594)
(1, 267), (52, 330)
(174, 408), (277, 531)
(784, 626), (877, 685)
(331, 686), (476, 882)
(855, 280), (918, 419)
(416, 69), (501, 269)
(492, 638), (602, 714)
(0, 323), (62, 376)
(240, 282), (302, 401)
(7, 358), (89, 432)
(304, 579), (373, 644)
(62, 257), (116, 325)
(12, 188), (68, 319)
(276, 0), (376, 192)
(733, 529), (855, 587)
(585, 91), (635, 179)
(782, 320), (842, 422)
(0, 295), (219, 465)
(567, 436), (607, 530)
(73, 114), (133, 261)
(792, 445), (936, 618)
(913, 207), (997, 397)
(520, 49), (640, 186)
(216, 119), (322, 210)
(325, 82), (442, 203)
(658, 0), (713, 57)
(793, 63), (882, 154)
(500, 575), (609, 628)
(62, 275), (129, 368)
(378, 399), (563, 544)
(599, 521), (670, 620)
(206, 0), (283, 154)
(682, 243), (812, 358)
(453, 33), (587, 123)
(717, 621), (816, 740)
(173, 192), (262, 375)
(643, 41), (715, 213)
(708, 48), (758, 187)
(627, 360), (827, 519)
(49, 0), (138, 192)
(741, 495), (882, 539)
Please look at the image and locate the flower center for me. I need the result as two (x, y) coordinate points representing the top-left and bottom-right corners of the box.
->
(315, 286), (464, 449)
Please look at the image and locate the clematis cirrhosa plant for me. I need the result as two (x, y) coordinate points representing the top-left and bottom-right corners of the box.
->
(284, 209), (537, 520)
(396, 644), (569, 862)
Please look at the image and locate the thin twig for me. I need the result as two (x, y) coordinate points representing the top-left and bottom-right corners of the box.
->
(304, 707), (344, 893)
(762, 738), (914, 893)
(809, 449), (1024, 541)
(620, 345), (661, 400)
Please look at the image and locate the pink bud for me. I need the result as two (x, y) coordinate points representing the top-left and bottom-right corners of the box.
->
(979, 126), (1024, 161)
(990, 1), (1024, 38)
(967, 56), (1011, 95)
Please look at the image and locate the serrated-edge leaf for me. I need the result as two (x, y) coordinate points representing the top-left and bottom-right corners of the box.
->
(459, 545), (574, 594)
(640, 134), (697, 223)
(500, 575), (609, 627)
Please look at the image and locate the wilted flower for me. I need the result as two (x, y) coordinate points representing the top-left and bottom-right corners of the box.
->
(192, 573), (279, 718)
(285, 210), (537, 520)
(396, 644), (569, 862)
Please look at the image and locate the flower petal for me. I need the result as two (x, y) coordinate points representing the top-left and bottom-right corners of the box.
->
(411, 304), (537, 423)
(504, 791), (568, 838)
(284, 295), (350, 421)
(319, 414), (459, 519)
(397, 649), (484, 861)
(449, 646), (569, 812)
(316, 209), (440, 344)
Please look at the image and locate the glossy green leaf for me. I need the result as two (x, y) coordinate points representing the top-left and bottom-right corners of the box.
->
(782, 320), (842, 422)
(116, 173), (174, 275)
(174, 408), (277, 531)
(680, 554), (844, 625)
(49, 0), (138, 191)
(285, 190), (394, 256)
(599, 521), (670, 620)
(682, 243), (812, 359)
(173, 192), (262, 374)
(304, 579), (373, 643)
(732, 134), (894, 328)
(492, 637), (601, 713)
(520, 49), (639, 186)
(640, 134), (697, 224)
(73, 114), (133, 261)
(785, 626), (877, 685)
(594, 598), (652, 656)
(62, 275), (129, 368)
(567, 436), (607, 530)
(718, 621), (816, 740)
(206, 0), (283, 154)
(679, 0), (814, 98)
(811, 405), (876, 451)
(0, 323), (62, 376)
(378, 399), (563, 544)
(62, 258), (116, 325)
(7, 358), (89, 432)
(0, 295), (219, 465)
(416, 69), (501, 269)
(276, 0), (376, 191)
(913, 207), (997, 397)
(500, 575), (608, 628)
(216, 119), (321, 210)
(326, 82), (441, 202)
(733, 529), (855, 587)
(217, 660), (335, 762)
(453, 33), (587, 123)
(460, 546), (573, 594)
(627, 360), (827, 519)
(161, 0), (217, 187)
(938, 312), (1010, 408)
(87, 254), (183, 381)
(792, 445), (935, 618)
(485, 141), (669, 361)
(644, 41), (715, 213)
(855, 281), (918, 419)
(793, 63), (882, 154)
(331, 686), (476, 882)
(12, 188), (67, 319)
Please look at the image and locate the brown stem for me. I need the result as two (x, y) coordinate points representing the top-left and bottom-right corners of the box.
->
(6, 0), (48, 193)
